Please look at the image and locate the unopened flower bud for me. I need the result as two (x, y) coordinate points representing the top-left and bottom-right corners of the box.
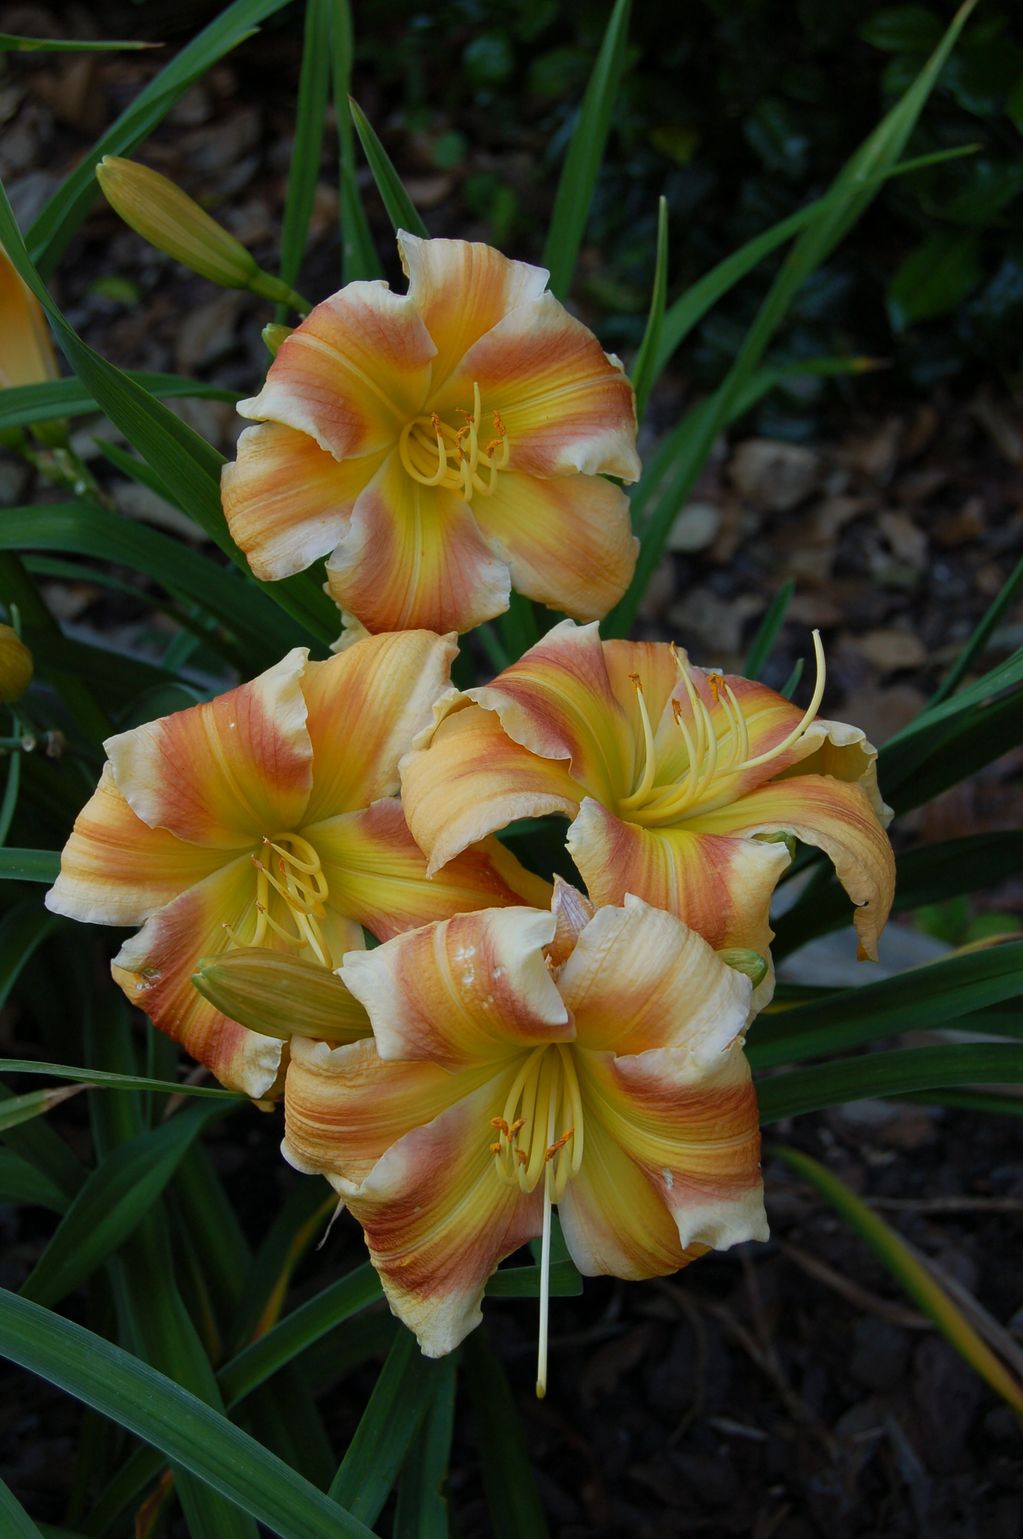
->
(193, 947), (370, 1043)
(717, 948), (768, 988)
(262, 323), (293, 357)
(0, 625), (33, 703)
(96, 158), (302, 308)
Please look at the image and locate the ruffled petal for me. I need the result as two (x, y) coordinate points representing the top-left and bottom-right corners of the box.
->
(471, 620), (632, 805)
(340, 905), (571, 1069)
(283, 1034), (489, 1186)
(561, 1042), (767, 1274)
(105, 648), (312, 849)
(110, 857), (283, 1098)
(568, 798), (791, 954)
(689, 775), (896, 960)
(306, 798), (550, 941)
(324, 454), (510, 634)
(400, 703), (581, 875)
(45, 763), (228, 926)
(398, 231), (549, 390)
(470, 469), (637, 622)
(332, 1078), (542, 1356)
(434, 293), (640, 481)
(238, 281), (434, 459)
(300, 630), (458, 821)
(221, 421), (385, 581)
(559, 897), (752, 1057)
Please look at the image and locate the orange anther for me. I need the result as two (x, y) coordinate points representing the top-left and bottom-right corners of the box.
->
(489, 1142), (503, 1156)
(707, 673), (723, 702)
(516, 1149), (528, 1166)
(492, 411), (506, 436)
(490, 1117), (510, 1135)
(509, 1118), (526, 1136)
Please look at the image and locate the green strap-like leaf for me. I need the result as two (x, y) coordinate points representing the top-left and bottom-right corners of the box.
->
(0, 1149), (68, 1212)
(0, 1060), (242, 1099)
(758, 1042), (1023, 1123)
(542, 0), (631, 298)
(329, 1328), (440, 1523)
(931, 552), (1023, 707)
(749, 943), (1023, 1069)
(609, 0), (979, 636)
(0, 1288), (378, 1539)
(393, 1354), (457, 1539)
(279, 0), (333, 304)
(27, 0), (293, 274)
(463, 1328), (551, 1539)
(20, 1100), (230, 1309)
(630, 195), (668, 424)
(330, 2), (380, 279)
(0, 374), (238, 433)
(774, 1145), (1023, 1414)
(743, 579), (795, 679)
(349, 98), (429, 238)
(0, 1476), (46, 1539)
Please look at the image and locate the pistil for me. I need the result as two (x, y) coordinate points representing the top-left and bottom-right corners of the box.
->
(223, 831), (333, 969)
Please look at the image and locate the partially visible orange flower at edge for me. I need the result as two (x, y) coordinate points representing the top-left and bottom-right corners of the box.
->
(0, 243), (59, 390)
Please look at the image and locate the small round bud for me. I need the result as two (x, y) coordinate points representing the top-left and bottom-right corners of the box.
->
(0, 625), (33, 703)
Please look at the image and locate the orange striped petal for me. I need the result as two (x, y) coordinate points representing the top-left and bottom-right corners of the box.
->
(568, 798), (791, 954)
(300, 630), (458, 821)
(335, 1076), (541, 1355)
(46, 763), (228, 926)
(340, 906), (571, 1069)
(398, 230), (549, 390)
(562, 1045), (767, 1275)
(283, 1035), (486, 1187)
(0, 244), (59, 388)
(111, 857), (283, 1097)
(560, 897), (752, 1057)
(106, 648), (312, 849)
(238, 281), (433, 459)
(434, 293), (640, 482)
(221, 422), (385, 581)
(306, 798), (550, 942)
(400, 703), (581, 875)
(471, 620), (632, 805)
(470, 469), (637, 622)
(689, 775), (896, 960)
(324, 455), (510, 634)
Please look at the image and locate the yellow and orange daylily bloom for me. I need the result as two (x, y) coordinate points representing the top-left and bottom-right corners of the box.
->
(401, 620), (896, 967)
(0, 242), (60, 390)
(283, 881), (767, 1389)
(46, 631), (548, 1097)
(221, 232), (641, 635)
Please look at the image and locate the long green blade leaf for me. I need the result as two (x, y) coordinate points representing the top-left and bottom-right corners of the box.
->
(349, 99), (428, 238)
(0, 1476), (45, 1539)
(279, 0), (332, 301)
(27, 0), (293, 274)
(329, 1328), (439, 1523)
(329, 2), (379, 279)
(0, 1289), (378, 1539)
(749, 943), (1023, 1069)
(0, 849), (60, 883)
(630, 194), (668, 424)
(463, 1328), (550, 1539)
(758, 1043), (1023, 1123)
(541, 0), (631, 298)
(0, 373), (237, 432)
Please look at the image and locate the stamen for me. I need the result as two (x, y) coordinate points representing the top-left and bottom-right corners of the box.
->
(397, 382), (505, 503)
(618, 675), (658, 811)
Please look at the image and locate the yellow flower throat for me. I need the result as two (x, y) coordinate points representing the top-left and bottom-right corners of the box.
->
(619, 630), (826, 827)
(398, 381), (509, 501)
(224, 832), (334, 970)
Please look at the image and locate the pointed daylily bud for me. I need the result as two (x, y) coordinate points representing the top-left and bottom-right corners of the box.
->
(96, 158), (304, 308)
(0, 625), (33, 703)
(0, 243), (60, 390)
(262, 322), (293, 356)
(717, 948), (768, 988)
(193, 947), (371, 1044)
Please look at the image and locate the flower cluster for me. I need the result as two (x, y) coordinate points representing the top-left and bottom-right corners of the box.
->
(48, 235), (895, 1393)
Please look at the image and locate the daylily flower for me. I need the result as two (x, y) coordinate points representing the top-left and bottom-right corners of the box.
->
(283, 882), (767, 1390)
(221, 232), (641, 634)
(0, 242), (60, 390)
(401, 620), (896, 966)
(46, 631), (548, 1097)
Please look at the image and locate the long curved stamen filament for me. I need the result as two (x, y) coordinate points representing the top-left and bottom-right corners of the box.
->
(223, 832), (333, 969)
(632, 630), (825, 826)
(397, 382), (507, 502)
(618, 675), (658, 811)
